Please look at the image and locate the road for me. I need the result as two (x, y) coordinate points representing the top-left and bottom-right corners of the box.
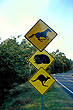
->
(52, 71), (73, 99)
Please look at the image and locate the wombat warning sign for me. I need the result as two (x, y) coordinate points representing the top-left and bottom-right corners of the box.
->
(28, 50), (55, 70)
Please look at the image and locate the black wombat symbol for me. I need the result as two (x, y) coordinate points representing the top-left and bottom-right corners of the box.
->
(31, 74), (50, 87)
(34, 54), (50, 64)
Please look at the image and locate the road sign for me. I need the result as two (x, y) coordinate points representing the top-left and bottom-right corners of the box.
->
(28, 68), (56, 95)
(25, 19), (57, 52)
(28, 50), (55, 70)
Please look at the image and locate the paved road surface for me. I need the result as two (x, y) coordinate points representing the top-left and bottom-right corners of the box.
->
(52, 71), (73, 99)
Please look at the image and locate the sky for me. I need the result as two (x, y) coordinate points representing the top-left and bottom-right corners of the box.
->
(0, 0), (73, 60)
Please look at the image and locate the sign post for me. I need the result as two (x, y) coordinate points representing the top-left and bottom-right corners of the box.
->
(24, 19), (57, 109)
(41, 95), (44, 110)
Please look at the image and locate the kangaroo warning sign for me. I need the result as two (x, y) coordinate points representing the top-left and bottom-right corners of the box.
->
(28, 50), (55, 70)
(28, 68), (56, 95)
(24, 19), (57, 51)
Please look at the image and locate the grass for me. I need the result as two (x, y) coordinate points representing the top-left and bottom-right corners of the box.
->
(0, 82), (73, 110)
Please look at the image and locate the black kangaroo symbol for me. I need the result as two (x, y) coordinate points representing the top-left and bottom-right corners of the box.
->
(31, 74), (50, 87)
(29, 29), (52, 42)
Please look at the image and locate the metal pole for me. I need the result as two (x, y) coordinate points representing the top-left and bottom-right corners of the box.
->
(41, 95), (44, 110)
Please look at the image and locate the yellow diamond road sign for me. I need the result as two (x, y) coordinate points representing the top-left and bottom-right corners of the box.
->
(25, 19), (57, 52)
(28, 68), (56, 95)
(28, 50), (55, 70)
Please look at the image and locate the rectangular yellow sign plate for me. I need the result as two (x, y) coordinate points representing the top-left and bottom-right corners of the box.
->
(24, 19), (57, 51)
(28, 50), (55, 70)
(28, 68), (56, 95)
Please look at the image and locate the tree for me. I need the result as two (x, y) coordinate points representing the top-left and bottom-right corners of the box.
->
(0, 37), (36, 105)
(47, 49), (73, 74)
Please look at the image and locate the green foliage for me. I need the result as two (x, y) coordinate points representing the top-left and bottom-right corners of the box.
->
(47, 49), (73, 74)
(0, 37), (36, 105)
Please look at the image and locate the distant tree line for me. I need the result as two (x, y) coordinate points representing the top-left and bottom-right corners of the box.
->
(0, 37), (73, 105)
(47, 49), (73, 74)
